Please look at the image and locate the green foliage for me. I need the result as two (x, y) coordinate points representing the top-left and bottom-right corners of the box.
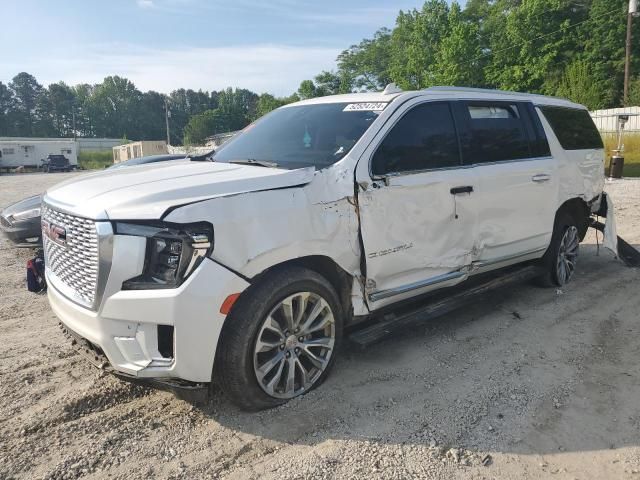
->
(629, 77), (640, 106)
(254, 93), (299, 119)
(183, 109), (237, 145)
(555, 60), (605, 110)
(78, 151), (113, 170)
(337, 28), (392, 91)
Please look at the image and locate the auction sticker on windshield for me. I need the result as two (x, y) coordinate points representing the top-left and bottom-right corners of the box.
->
(343, 102), (388, 112)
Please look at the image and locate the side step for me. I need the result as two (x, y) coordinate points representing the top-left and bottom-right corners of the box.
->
(349, 265), (543, 348)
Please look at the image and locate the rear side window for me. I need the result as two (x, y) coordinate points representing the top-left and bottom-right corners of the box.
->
(371, 102), (460, 175)
(458, 102), (531, 164)
(539, 106), (603, 150)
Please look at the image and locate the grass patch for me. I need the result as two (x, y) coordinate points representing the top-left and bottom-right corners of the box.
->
(603, 132), (640, 177)
(78, 151), (113, 170)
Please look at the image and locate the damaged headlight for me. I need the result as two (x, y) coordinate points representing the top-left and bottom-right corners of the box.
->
(115, 222), (213, 290)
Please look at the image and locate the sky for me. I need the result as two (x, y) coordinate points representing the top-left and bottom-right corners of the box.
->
(0, 0), (450, 97)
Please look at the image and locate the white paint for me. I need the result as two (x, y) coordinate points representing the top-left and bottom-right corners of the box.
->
(0, 139), (77, 168)
(44, 87), (606, 385)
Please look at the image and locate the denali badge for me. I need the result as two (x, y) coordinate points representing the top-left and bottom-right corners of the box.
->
(42, 220), (67, 246)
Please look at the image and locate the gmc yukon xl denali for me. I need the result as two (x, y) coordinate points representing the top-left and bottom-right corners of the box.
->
(42, 87), (605, 410)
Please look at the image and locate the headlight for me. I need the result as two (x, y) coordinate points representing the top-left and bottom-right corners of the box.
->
(115, 222), (213, 290)
(10, 207), (41, 222)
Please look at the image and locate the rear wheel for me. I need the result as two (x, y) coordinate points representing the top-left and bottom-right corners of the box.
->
(215, 266), (343, 411)
(538, 212), (580, 287)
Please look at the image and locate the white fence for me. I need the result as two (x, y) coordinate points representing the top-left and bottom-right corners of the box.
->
(590, 107), (640, 134)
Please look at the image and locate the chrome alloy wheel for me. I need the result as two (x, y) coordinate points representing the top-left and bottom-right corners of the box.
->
(253, 292), (336, 399)
(556, 226), (579, 285)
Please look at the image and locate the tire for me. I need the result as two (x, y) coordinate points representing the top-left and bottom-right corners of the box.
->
(215, 266), (343, 411)
(537, 212), (580, 287)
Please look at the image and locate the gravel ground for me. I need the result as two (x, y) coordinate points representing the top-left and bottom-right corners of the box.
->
(1, 172), (639, 480)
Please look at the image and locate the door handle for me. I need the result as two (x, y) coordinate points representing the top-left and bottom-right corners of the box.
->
(450, 186), (473, 195)
(531, 174), (551, 183)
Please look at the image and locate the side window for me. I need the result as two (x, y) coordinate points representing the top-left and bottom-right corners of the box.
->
(525, 103), (551, 157)
(371, 102), (460, 175)
(539, 106), (603, 150)
(458, 102), (531, 164)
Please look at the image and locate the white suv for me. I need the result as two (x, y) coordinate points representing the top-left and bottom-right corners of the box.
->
(43, 87), (605, 410)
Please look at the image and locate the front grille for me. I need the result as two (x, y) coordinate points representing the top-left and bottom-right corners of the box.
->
(0, 215), (11, 227)
(42, 204), (99, 307)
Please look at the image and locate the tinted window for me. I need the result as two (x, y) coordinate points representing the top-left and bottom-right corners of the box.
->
(371, 102), (460, 175)
(213, 103), (382, 170)
(539, 106), (603, 150)
(459, 102), (531, 164)
(525, 103), (551, 157)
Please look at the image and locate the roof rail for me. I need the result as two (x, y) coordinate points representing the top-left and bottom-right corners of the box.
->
(424, 86), (569, 102)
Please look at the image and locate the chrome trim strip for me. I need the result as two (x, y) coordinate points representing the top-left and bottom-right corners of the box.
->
(472, 247), (546, 269)
(380, 156), (554, 179)
(368, 270), (466, 302)
(94, 221), (114, 311)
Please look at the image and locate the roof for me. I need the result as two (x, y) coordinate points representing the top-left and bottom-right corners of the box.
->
(285, 86), (585, 110)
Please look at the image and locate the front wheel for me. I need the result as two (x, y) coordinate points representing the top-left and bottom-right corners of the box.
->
(538, 213), (580, 287)
(215, 266), (343, 411)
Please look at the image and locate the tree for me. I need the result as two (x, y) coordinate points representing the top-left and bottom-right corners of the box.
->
(629, 77), (640, 106)
(555, 60), (605, 110)
(137, 91), (167, 141)
(73, 83), (94, 137)
(336, 28), (392, 91)
(217, 87), (258, 129)
(297, 80), (319, 99)
(432, 3), (483, 87)
(0, 82), (15, 136)
(89, 76), (142, 138)
(388, 0), (451, 89)
(183, 109), (233, 145)
(47, 82), (77, 137)
(255, 93), (285, 119)
(10, 72), (43, 136)
(578, 0), (631, 107)
(485, 0), (598, 95)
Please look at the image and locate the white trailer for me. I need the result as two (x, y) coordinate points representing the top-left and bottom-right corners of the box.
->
(0, 140), (78, 169)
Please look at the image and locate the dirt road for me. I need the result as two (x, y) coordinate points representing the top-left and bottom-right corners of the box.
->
(1, 172), (639, 480)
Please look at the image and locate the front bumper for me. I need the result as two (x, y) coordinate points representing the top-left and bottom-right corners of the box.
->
(0, 215), (42, 247)
(47, 235), (250, 383)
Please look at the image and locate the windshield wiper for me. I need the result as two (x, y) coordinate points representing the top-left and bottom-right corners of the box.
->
(228, 158), (279, 168)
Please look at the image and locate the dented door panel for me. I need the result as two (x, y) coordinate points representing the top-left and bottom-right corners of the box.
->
(357, 169), (476, 309)
(470, 157), (559, 263)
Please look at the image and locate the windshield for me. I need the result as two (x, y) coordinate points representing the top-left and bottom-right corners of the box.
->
(213, 102), (385, 170)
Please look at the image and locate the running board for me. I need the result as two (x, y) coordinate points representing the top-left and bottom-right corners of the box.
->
(590, 220), (640, 268)
(349, 265), (543, 348)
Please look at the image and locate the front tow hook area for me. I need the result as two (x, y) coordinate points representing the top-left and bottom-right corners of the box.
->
(59, 322), (210, 405)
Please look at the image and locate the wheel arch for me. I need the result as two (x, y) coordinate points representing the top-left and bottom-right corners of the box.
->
(556, 197), (590, 240)
(213, 255), (355, 382)
(251, 255), (354, 322)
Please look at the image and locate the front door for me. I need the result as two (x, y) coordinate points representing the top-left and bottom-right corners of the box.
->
(356, 100), (477, 310)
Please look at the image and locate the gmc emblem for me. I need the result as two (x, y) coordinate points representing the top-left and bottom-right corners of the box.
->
(42, 220), (67, 246)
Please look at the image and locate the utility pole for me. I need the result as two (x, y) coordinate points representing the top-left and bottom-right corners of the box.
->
(164, 98), (171, 146)
(624, 0), (638, 105)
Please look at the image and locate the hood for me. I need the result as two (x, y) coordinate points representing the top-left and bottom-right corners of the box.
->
(43, 160), (315, 220)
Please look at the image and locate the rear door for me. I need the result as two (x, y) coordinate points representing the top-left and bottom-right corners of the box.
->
(355, 100), (477, 310)
(452, 100), (559, 266)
